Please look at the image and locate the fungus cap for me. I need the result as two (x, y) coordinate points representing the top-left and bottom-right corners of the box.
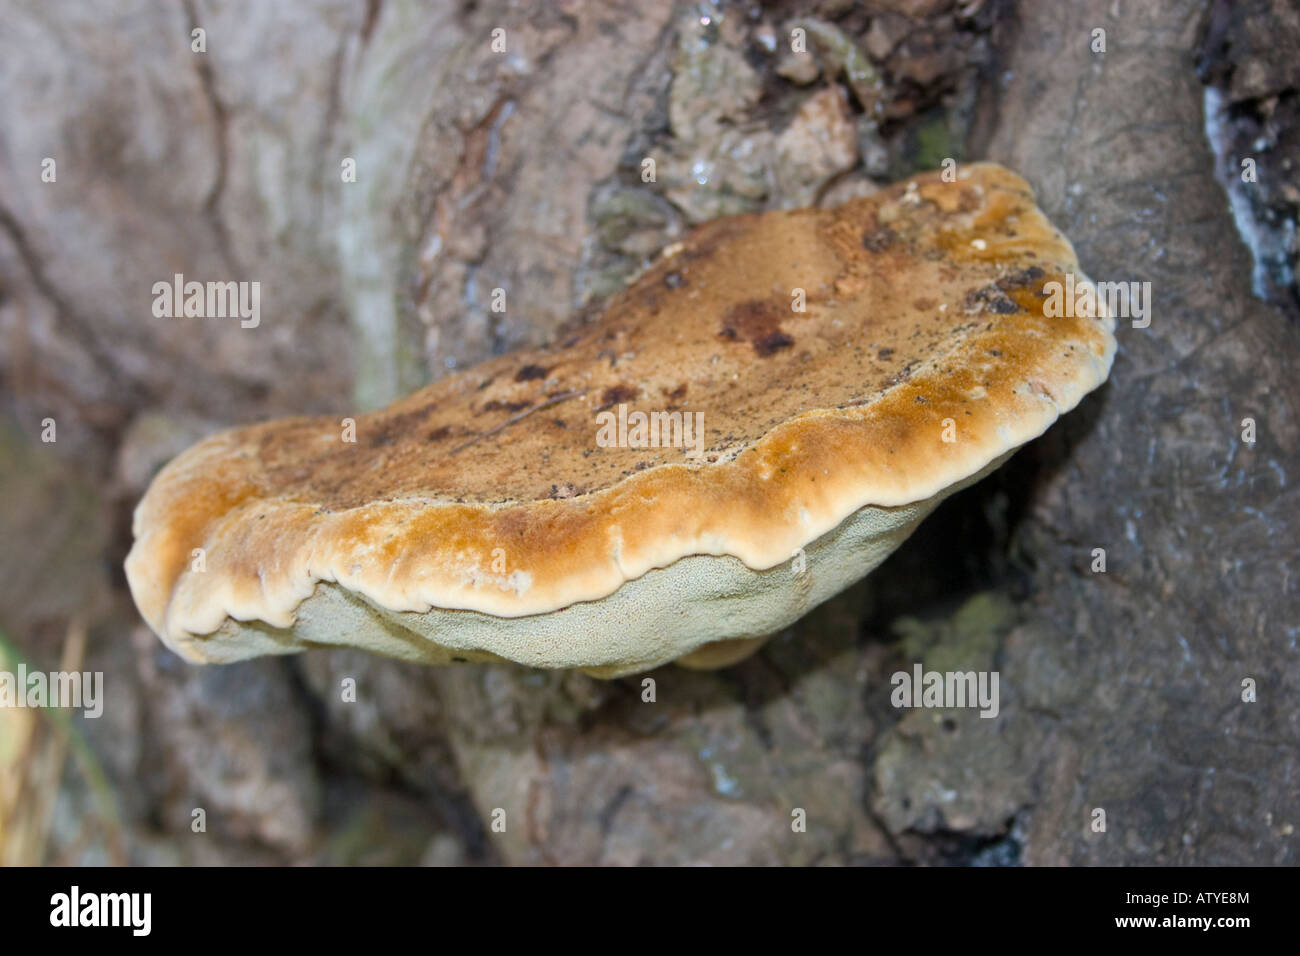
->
(126, 163), (1115, 677)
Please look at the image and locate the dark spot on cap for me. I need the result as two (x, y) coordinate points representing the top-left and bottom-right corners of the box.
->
(428, 425), (452, 442)
(664, 270), (686, 289)
(482, 399), (532, 414)
(515, 364), (548, 382)
(877, 347), (894, 361)
(719, 299), (795, 357)
(753, 330), (795, 357)
(661, 383), (688, 403)
(600, 384), (639, 407)
(862, 226), (897, 252)
(886, 364), (915, 387)
(996, 265), (1046, 290)
(965, 285), (1021, 315)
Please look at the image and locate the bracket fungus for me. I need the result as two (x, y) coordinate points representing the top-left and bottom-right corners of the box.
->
(126, 163), (1115, 677)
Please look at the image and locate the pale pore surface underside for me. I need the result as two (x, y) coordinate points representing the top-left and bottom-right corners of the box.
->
(125, 163), (1116, 669)
(202, 454), (1008, 677)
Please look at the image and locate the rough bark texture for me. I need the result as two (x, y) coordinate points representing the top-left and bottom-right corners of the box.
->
(0, 0), (1295, 865)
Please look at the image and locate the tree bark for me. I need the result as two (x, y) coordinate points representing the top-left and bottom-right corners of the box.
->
(0, 0), (1294, 865)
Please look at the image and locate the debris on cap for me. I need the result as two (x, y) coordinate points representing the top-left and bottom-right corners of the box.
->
(126, 163), (1116, 677)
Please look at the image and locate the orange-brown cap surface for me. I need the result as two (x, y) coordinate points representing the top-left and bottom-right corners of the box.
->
(126, 163), (1115, 676)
